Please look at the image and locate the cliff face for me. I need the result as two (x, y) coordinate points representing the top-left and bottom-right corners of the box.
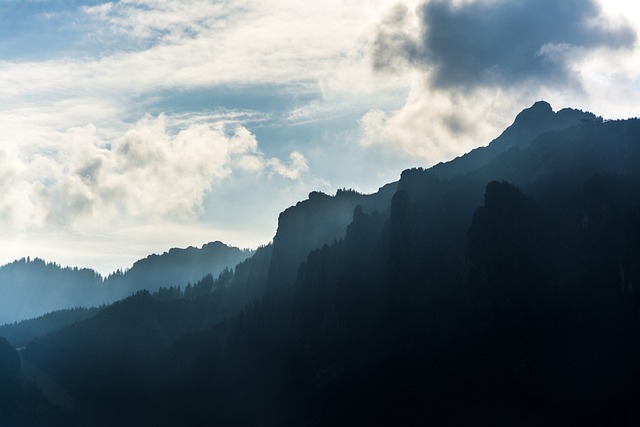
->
(266, 184), (397, 291)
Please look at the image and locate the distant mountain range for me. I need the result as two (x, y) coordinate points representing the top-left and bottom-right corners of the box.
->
(3, 101), (640, 425)
(0, 241), (253, 325)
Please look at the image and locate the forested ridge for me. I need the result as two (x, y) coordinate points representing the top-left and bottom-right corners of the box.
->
(2, 102), (640, 425)
(0, 241), (252, 325)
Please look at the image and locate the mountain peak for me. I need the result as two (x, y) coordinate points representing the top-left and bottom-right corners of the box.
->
(532, 100), (552, 110)
(428, 101), (599, 180)
(512, 100), (554, 128)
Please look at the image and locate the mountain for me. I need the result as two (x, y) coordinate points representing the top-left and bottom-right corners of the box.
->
(0, 241), (253, 325)
(10, 102), (640, 425)
(267, 185), (396, 291)
(428, 100), (601, 180)
(0, 336), (69, 425)
(0, 259), (103, 326)
(104, 241), (254, 296)
(0, 307), (101, 348)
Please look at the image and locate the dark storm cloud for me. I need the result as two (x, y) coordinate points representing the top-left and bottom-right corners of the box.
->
(373, 0), (637, 89)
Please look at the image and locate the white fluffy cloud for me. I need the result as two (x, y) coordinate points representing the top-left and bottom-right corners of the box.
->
(267, 151), (309, 180)
(0, 113), (308, 233)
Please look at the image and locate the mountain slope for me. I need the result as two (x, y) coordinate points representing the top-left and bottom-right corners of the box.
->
(105, 241), (254, 297)
(0, 259), (102, 325)
(0, 307), (100, 348)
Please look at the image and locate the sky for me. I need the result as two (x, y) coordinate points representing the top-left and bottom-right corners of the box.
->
(0, 0), (639, 274)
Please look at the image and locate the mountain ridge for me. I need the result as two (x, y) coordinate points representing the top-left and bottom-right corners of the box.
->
(428, 100), (601, 180)
(0, 241), (253, 325)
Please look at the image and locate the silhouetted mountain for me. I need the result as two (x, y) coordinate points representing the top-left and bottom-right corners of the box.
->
(268, 186), (396, 291)
(105, 241), (254, 296)
(0, 241), (253, 326)
(0, 259), (103, 325)
(429, 100), (601, 180)
(14, 102), (640, 425)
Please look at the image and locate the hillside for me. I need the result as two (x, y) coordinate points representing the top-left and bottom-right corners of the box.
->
(0, 259), (102, 326)
(104, 241), (254, 297)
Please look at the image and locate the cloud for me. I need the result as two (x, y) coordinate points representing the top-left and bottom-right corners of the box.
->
(359, 78), (523, 163)
(0, 145), (39, 232)
(0, 0), (417, 118)
(371, 3), (421, 72)
(374, 0), (636, 89)
(268, 151), (309, 180)
(81, 0), (238, 47)
(0, 113), (308, 232)
(363, 0), (640, 162)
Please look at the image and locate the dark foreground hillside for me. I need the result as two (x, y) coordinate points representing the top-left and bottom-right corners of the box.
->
(5, 102), (640, 426)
